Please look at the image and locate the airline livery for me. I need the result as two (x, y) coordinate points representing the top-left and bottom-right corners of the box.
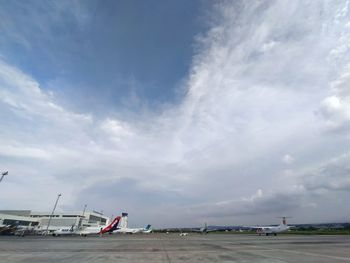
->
(255, 217), (293, 236)
(53, 216), (121, 236)
(113, 213), (152, 234)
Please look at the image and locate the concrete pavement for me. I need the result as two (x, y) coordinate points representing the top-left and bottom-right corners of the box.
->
(0, 233), (349, 262)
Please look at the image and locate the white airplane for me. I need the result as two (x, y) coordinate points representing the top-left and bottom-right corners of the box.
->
(0, 220), (35, 236)
(52, 225), (77, 236)
(254, 217), (292, 236)
(79, 215), (121, 236)
(192, 223), (218, 234)
(141, 224), (152, 233)
(113, 213), (152, 234)
(53, 215), (121, 236)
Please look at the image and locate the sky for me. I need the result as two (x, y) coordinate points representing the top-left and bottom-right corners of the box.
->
(0, 0), (350, 228)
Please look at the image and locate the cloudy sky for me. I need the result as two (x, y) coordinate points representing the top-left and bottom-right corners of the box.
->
(0, 0), (350, 227)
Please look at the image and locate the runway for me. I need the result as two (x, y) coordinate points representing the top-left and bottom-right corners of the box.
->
(0, 234), (349, 262)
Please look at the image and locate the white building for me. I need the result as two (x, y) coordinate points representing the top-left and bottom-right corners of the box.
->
(0, 210), (110, 232)
(0, 211), (39, 228)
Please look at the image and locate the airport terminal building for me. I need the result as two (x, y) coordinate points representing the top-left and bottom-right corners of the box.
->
(0, 210), (110, 231)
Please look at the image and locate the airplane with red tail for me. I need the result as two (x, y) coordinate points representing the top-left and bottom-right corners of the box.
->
(53, 216), (121, 236)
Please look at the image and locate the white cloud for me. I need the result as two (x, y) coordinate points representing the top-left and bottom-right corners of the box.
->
(302, 153), (350, 192)
(0, 60), (93, 126)
(282, 154), (295, 165)
(100, 119), (134, 140)
(260, 40), (279, 52)
(1, 0), (350, 226)
(0, 144), (51, 160)
(188, 187), (304, 223)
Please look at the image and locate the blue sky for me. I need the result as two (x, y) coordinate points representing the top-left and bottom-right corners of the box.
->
(1, 1), (350, 227)
(1, 0), (209, 113)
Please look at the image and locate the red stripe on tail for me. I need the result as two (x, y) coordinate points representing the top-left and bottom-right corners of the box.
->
(101, 216), (121, 233)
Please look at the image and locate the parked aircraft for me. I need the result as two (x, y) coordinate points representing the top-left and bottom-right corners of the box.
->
(52, 224), (78, 236)
(0, 221), (35, 236)
(80, 215), (121, 236)
(113, 213), (152, 234)
(14, 226), (36, 236)
(141, 224), (152, 233)
(254, 217), (292, 236)
(192, 223), (218, 234)
(53, 215), (121, 236)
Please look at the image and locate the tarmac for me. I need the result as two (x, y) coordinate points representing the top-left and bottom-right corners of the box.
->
(0, 233), (349, 263)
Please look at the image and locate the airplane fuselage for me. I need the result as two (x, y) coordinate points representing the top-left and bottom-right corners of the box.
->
(113, 227), (142, 234)
(257, 225), (289, 235)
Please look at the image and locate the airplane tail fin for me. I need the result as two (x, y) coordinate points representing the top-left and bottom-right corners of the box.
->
(277, 216), (291, 226)
(120, 213), (128, 229)
(101, 216), (121, 233)
(69, 224), (75, 232)
(144, 224), (151, 230)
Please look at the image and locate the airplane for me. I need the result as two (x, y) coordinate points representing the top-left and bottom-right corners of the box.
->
(14, 225), (36, 236)
(192, 223), (218, 234)
(52, 224), (78, 236)
(53, 215), (121, 236)
(113, 213), (152, 234)
(141, 224), (152, 233)
(114, 224), (152, 234)
(0, 221), (35, 236)
(254, 217), (293, 236)
(79, 215), (121, 236)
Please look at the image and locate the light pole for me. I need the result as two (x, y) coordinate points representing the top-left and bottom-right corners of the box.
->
(78, 204), (87, 228)
(0, 171), (8, 183)
(45, 193), (62, 235)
